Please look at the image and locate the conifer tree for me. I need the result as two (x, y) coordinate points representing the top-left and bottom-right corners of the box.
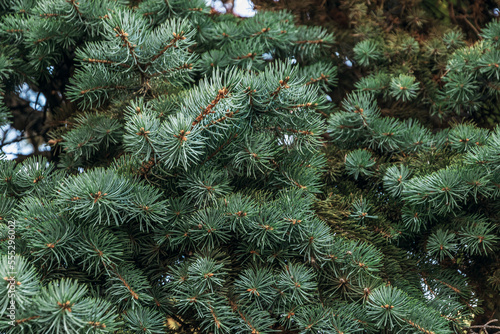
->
(0, 1), (498, 334)
(253, 0), (500, 328)
(253, 0), (500, 127)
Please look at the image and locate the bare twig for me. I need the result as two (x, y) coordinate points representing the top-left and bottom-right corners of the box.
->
(467, 319), (500, 334)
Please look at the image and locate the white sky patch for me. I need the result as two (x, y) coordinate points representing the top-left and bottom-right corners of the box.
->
(1, 83), (45, 158)
(336, 51), (353, 68)
(234, 0), (256, 17)
(18, 83), (46, 111)
(209, 0), (226, 13)
(262, 52), (273, 61)
(1, 124), (34, 158)
(277, 134), (294, 146)
(39, 143), (51, 152)
(205, 0), (256, 17)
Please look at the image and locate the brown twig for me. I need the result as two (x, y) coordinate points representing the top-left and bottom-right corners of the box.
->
(457, 15), (482, 39)
(466, 319), (500, 334)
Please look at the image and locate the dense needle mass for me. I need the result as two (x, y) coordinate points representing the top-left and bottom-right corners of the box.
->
(0, 0), (499, 333)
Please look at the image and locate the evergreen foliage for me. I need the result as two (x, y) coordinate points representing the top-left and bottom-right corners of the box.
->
(253, 0), (500, 128)
(252, 0), (500, 329)
(0, 0), (499, 333)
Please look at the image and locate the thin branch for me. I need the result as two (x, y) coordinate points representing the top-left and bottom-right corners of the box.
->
(457, 14), (482, 39)
(467, 319), (500, 334)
